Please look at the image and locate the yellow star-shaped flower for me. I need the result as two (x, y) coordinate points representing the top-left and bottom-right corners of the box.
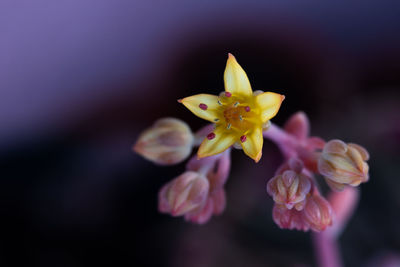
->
(179, 54), (285, 162)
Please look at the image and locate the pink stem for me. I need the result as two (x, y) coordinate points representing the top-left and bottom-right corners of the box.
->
(313, 231), (343, 267)
(313, 187), (359, 267)
(327, 187), (359, 238)
(263, 123), (299, 159)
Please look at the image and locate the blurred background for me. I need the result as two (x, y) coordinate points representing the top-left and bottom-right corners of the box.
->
(1, 0), (400, 266)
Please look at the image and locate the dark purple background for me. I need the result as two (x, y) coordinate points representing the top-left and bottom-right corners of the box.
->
(1, 1), (400, 266)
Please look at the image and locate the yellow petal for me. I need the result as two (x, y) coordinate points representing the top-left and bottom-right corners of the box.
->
(179, 94), (220, 122)
(197, 126), (236, 158)
(224, 54), (252, 97)
(255, 92), (285, 122)
(241, 127), (263, 162)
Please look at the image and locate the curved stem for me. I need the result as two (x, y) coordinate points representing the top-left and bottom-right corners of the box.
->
(327, 187), (360, 238)
(313, 232), (343, 267)
(263, 123), (299, 158)
(313, 187), (359, 267)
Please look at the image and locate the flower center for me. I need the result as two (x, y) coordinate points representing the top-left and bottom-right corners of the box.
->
(223, 105), (242, 123)
(223, 103), (251, 131)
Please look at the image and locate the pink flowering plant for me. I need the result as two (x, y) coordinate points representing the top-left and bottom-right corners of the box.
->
(133, 54), (370, 267)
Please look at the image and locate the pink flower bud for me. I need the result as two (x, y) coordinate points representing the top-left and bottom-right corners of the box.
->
(278, 112), (326, 172)
(318, 140), (369, 190)
(272, 204), (310, 231)
(158, 171), (209, 216)
(267, 170), (311, 210)
(302, 194), (333, 232)
(284, 111), (310, 140)
(133, 118), (194, 165)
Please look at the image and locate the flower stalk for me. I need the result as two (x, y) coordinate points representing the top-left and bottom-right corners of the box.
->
(133, 53), (370, 267)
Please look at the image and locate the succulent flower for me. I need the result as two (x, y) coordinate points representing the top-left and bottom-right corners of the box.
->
(158, 171), (209, 216)
(134, 53), (370, 247)
(318, 140), (370, 191)
(133, 118), (194, 165)
(179, 54), (284, 162)
(283, 112), (325, 171)
(302, 194), (333, 232)
(272, 204), (310, 231)
(267, 169), (311, 210)
(273, 193), (333, 232)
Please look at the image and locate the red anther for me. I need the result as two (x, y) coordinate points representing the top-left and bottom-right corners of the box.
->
(240, 135), (247, 143)
(225, 92), (232, 97)
(245, 106), (251, 112)
(199, 103), (208, 110)
(207, 132), (216, 140)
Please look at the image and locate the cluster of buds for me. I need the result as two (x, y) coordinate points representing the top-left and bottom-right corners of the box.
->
(267, 158), (332, 231)
(264, 112), (370, 231)
(133, 54), (370, 232)
(134, 119), (230, 224)
(158, 149), (231, 224)
(267, 158), (311, 211)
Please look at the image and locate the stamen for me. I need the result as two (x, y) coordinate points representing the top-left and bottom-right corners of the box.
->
(217, 100), (222, 106)
(214, 118), (219, 122)
(225, 92), (232, 97)
(199, 103), (208, 110)
(245, 106), (251, 112)
(227, 123), (231, 129)
(207, 132), (216, 140)
(234, 102), (239, 107)
(240, 135), (247, 143)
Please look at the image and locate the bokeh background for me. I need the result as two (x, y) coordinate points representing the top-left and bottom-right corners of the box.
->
(1, 1), (400, 266)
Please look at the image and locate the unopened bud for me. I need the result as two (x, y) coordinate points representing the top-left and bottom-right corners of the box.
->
(267, 170), (311, 210)
(158, 171), (209, 216)
(272, 204), (310, 231)
(318, 140), (369, 190)
(134, 118), (194, 165)
(302, 194), (333, 232)
(284, 111), (310, 140)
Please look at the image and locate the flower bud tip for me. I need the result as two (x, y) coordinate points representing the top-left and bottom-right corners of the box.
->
(319, 140), (370, 190)
(134, 118), (194, 165)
